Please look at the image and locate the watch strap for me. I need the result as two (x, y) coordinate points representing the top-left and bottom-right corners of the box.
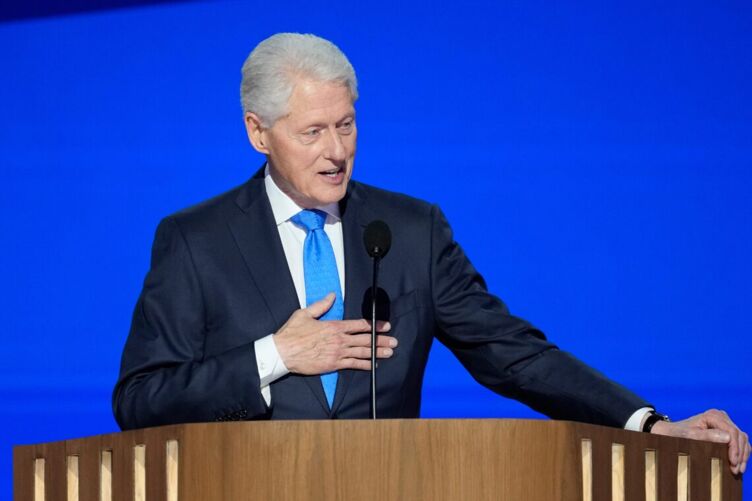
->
(643, 412), (670, 433)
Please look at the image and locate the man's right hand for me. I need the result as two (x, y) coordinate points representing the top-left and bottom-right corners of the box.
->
(273, 292), (397, 375)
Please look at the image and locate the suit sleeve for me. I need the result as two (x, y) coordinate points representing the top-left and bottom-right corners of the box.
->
(428, 205), (650, 427)
(112, 217), (269, 430)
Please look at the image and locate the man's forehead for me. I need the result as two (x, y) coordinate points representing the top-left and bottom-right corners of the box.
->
(285, 78), (355, 121)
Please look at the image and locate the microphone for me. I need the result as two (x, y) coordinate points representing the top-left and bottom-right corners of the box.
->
(363, 220), (391, 419)
(364, 220), (391, 259)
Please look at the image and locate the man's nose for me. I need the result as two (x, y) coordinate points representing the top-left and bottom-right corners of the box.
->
(323, 128), (347, 162)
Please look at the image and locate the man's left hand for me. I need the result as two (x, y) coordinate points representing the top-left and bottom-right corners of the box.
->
(650, 409), (749, 475)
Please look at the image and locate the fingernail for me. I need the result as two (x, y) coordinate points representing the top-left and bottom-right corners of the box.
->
(384, 348), (393, 356)
(390, 338), (398, 347)
(384, 322), (392, 330)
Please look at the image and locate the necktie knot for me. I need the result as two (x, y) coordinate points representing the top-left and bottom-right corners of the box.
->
(291, 209), (327, 232)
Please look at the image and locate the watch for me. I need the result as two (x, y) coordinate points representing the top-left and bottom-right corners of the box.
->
(643, 411), (670, 433)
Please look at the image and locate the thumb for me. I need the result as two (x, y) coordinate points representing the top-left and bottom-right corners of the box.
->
(306, 293), (336, 319)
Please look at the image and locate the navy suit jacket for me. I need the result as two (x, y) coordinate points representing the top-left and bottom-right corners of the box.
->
(113, 170), (649, 430)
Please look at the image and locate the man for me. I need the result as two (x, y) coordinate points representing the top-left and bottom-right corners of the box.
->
(113, 33), (748, 474)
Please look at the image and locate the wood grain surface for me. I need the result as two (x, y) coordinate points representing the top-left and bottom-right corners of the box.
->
(13, 419), (743, 501)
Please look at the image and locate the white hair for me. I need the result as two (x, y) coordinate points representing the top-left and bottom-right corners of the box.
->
(240, 33), (358, 127)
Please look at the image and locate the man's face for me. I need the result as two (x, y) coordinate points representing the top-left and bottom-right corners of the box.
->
(247, 78), (357, 208)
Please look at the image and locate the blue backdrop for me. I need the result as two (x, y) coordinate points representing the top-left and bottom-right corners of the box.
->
(2, 0), (750, 497)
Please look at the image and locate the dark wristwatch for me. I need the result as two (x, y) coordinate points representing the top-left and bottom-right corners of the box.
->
(643, 411), (670, 433)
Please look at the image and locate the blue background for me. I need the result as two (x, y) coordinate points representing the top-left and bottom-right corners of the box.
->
(1, 0), (750, 497)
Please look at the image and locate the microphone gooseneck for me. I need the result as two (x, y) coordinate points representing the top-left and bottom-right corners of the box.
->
(363, 220), (392, 419)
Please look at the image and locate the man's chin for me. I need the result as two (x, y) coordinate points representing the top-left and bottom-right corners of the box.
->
(317, 185), (349, 206)
(297, 183), (348, 208)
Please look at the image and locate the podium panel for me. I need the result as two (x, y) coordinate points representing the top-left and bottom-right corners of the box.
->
(14, 419), (742, 501)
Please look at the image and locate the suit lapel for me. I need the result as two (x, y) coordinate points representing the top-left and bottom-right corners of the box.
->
(227, 175), (331, 415)
(331, 184), (373, 414)
(228, 176), (300, 328)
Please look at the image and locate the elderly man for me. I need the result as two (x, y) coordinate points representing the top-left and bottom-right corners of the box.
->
(113, 33), (748, 474)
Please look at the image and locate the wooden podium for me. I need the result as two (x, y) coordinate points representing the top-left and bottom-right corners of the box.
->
(14, 419), (742, 500)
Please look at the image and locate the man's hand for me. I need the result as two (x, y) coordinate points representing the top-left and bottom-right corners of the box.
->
(650, 409), (749, 475)
(274, 292), (398, 375)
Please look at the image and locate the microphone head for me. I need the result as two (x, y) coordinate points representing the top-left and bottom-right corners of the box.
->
(363, 220), (392, 259)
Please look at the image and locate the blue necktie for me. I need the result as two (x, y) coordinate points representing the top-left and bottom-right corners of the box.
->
(290, 209), (343, 408)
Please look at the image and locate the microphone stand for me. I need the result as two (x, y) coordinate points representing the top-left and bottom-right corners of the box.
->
(370, 254), (380, 420)
(363, 219), (391, 420)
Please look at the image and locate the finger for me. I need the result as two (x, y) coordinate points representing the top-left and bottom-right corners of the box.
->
(740, 433), (750, 472)
(736, 430), (748, 467)
(306, 293), (336, 318)
(343, 346), (394, 359)
(338, 358), (371, 371)
(335, 318), (374, 334)
(343, 346), (371, 359)
(376, 334), (398, 348)
(365, 320), (392, 332)
(721, 421), (743, 467)
(735, 427), (747, 466)
(700, 410), (740, 464)
(375, 320), (392, 332)
(345, 333), (376, 347)
(332, 319), (393, 334)
(375, 346), (394, 358)
(344, 333), (398, 348)
(728, 429), (741, 467)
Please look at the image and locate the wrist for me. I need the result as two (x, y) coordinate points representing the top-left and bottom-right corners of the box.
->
(271, 333), (292, 371)
(643, 412), (671, 433)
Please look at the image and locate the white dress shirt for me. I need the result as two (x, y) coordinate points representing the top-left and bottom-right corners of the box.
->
(252, 168), (653, 428)
(254, 168), (345, 406)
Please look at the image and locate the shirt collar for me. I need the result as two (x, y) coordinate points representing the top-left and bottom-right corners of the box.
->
(264, 164), (341, 226)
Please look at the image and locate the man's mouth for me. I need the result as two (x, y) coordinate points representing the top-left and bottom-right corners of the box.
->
(319, 167), (344, 178)
(317, 166), (346, 186)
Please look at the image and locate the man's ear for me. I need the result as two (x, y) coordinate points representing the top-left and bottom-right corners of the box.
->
(244, 112), (270, 155)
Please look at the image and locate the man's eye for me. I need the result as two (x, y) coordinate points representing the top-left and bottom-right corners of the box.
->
(338, 121), (354, 132)
(303, 129), (320, 136)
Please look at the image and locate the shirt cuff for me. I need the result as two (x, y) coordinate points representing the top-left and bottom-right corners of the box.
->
(254, 334), (290, 406)
(624, 407), (654, 432)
